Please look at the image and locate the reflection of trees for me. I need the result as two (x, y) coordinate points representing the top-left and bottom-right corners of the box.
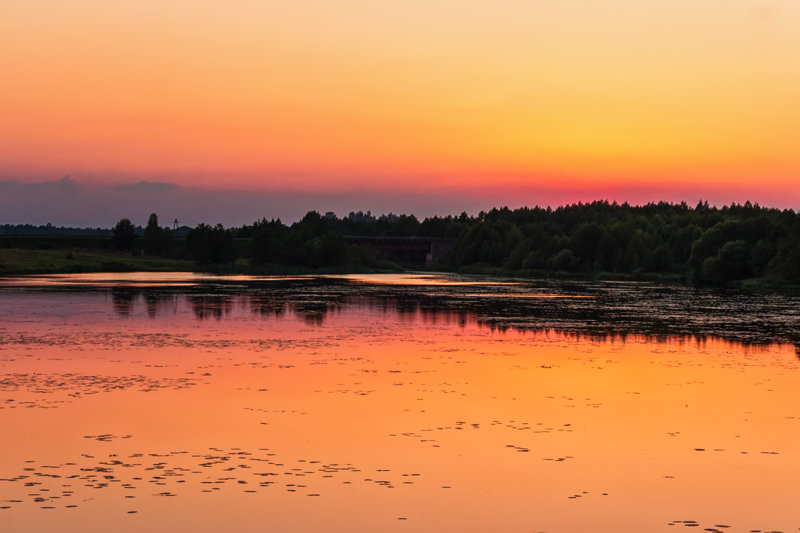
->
(190, 295), (233, 320)
(144, 292), (174, 318)
(103, 279), (800, 353)
(110, 287), (176, 318)
(790, 333), (800, 360)
(294, 300), (331, 326)
(249, 296), (288, 319)
(333, 287), (800, 352)
(111, 287), (137, 316)
(299, 312), (325, 326)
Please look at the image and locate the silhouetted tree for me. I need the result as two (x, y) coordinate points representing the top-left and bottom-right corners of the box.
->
(143, 213), (173, 255)
(112, 218), (138, 250)
(186, 223), (235, 264)
(249, 218), (288, 265)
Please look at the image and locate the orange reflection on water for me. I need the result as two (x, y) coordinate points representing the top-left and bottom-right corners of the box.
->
(327, 273), (520, 286)
(0, 287), (799, 532)
(425, 292), (596, 299)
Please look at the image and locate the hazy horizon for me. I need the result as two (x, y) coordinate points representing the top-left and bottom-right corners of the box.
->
(2, 175), (798, 228)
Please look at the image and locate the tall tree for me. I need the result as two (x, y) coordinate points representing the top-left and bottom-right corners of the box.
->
(143, 213), (172, 255)
(112, 218), (137, 251)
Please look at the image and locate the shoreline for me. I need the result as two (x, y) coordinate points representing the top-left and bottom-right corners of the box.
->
(2, 248), (799, 295)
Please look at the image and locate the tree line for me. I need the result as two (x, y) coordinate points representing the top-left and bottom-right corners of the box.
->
(1, 223), (111, 236)
(110, 201), (800, 285)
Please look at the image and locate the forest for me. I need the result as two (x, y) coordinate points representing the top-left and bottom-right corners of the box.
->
(110, 201), (800, 286)
(3, 201), (799, 286)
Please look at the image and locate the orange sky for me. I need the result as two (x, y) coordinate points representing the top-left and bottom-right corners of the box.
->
(2, 1), (799, 197)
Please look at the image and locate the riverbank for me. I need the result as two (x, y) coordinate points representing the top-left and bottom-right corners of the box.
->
(0, 248), (192, 275)
(0, 248), (404, 277)
(446, 262), (800, 294)
(3, 247), (798, 295)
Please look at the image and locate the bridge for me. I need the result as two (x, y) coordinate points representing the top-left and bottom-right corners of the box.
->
(343, 236), (455, 266)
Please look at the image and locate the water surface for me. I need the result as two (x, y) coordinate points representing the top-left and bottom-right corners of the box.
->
(1, 273), (799, 532)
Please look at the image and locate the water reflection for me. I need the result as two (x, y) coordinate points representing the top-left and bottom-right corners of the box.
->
(189, 295), (233, 321)
(111, 287), (138, 317)
(144, 292), (176, 319)
(2, 273), (800, 532)
(249, 296), (288, 319)
(88, 277), (800, 352)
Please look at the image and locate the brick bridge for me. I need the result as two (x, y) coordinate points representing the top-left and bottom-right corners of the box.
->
(343, 236), (455, 265)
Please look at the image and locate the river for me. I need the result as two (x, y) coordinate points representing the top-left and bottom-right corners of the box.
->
(1, 273), (798, 532)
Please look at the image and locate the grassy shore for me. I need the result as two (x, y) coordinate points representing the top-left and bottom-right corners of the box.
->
(445, 263), (800, 294)
(3, 247), (798, 295)
(0, 248), (192, 276)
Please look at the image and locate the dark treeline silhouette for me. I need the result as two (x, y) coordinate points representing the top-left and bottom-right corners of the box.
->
(112, 218), (138, 250)
(0, 223), (112, 236)
(111, 214), (183, 255)
(442, 200), (800, 285)
(175, 200), (800, 286)
(185, 223), (236, 264)
(1, 218), (193, 253)
(143, 214), (173, 255)
(6, 200), (799, 286)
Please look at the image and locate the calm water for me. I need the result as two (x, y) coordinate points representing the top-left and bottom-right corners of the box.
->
(1, 273), (799, 532)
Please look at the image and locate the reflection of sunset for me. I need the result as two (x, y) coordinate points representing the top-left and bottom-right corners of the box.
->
(426, 292), (596, 299)
(1, 277), (799, 531)
(5, 273), (793, 351)
(328, 274), (520, 286)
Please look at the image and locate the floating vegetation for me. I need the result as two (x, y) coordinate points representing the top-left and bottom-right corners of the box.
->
(0, 446), (426, 513)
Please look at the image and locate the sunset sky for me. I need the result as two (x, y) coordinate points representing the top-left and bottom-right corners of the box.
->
(2, 1), (799, 224)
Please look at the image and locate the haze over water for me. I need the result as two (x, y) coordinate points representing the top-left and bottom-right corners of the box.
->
(1, 274), (799, 532)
